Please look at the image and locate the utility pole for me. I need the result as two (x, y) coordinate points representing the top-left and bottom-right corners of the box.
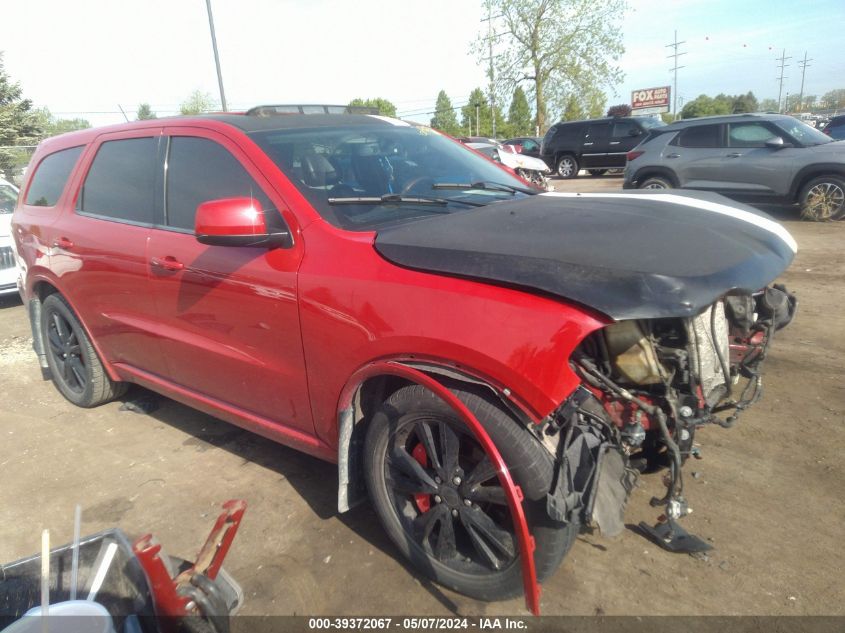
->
(666, 30), (686, 118)
(205, 0), (228, 112)
(476, 103), (480, 136)
(481, 8), (504, 138)
(797, 51), (812, 112)
(776, 49), (791, 113)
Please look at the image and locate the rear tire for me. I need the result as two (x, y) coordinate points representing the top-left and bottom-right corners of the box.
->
(363, 383), (576, 602)
(799, 175), (845, 221)
(639, 176), (673, 190)
(588, 169), (607, 177)
(41, 294), (126, 407)
(556, 155), (579, 179)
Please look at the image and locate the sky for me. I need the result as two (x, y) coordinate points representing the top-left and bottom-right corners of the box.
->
(2, 0), (842, 129)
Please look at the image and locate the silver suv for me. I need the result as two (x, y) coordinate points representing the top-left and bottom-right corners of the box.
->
(623, 113), (845, 220)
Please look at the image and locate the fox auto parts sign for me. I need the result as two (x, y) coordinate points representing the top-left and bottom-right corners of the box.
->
(631, 86), (670, 113)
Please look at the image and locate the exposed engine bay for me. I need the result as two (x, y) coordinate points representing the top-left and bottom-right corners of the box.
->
(544, 284), (797, 551)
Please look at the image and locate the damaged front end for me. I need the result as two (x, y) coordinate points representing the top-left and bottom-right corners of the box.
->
(544, 284), (797, 551)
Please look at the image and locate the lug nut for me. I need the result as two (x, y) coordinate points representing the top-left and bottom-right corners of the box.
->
(452, 476), (462, 485)
(463, 499), (472, 507)
(434, 495), (442, 504)
(451, 509), (459, 517)
(679, 405), (694, 418)
(434, 476), (442, 484)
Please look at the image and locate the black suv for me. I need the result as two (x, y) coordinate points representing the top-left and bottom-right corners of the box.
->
(823, 115), (845, 141)
(540, 116), (666, 178)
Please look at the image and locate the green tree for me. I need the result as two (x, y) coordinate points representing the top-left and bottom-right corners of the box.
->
(759, 98), (779, 112)
(136, 103), (157, 120)
(562, 94), (585, 121)
(348, 97), (397, 117)
(476, 0), (625, 133)
(803, 95), (817, 110)
(681, 94), (732, 119)
(606, 104), (631, 117)
(585, 87), (607, 119)
(31, 108), (90, 137)
(429, 90), (460, 136)
(180, 90), (217, 115)
(460, 87), (505, 137)
(506, 86), (533, 136)
(0, 53), (43, 178)
(731, 91), (758, 113)
(821, 89), (845, 109)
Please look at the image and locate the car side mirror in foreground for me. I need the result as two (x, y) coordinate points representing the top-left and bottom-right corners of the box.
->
(765, 136), (792, 149)
(195, 197), (293, 248)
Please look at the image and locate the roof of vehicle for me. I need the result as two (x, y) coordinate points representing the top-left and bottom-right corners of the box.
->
(660, 112), (797, 130)
(825, 115), (845, 126)
(0, 178), (18, 190)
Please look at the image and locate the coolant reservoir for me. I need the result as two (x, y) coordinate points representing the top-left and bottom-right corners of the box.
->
(604, 321), (665, 385)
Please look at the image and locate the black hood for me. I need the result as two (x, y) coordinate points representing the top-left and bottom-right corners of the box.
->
(374, 191), (797, 320)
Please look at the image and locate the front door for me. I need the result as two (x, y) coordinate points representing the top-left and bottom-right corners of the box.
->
(147, 129), (313, 434)
(608, 120), (644, 167)
(581, 123), (610, 168)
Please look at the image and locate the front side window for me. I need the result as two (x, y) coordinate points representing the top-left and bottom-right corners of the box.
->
(728, 123), (777, 148)
(772, 118), (832, 146)
(0, 184), (18, 214)
(522, 139), (539, 152)
(676, 124), (723, 148)
(165, 137), (272, 231)
(249, 124), (535, 231)
(24, 146), (84, 207)
(79, 138), (158, 224)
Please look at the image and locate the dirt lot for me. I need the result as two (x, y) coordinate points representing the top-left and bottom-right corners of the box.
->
(1, 175), (843, 616)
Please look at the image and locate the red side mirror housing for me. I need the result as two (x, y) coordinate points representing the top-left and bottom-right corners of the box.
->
(195, 198), (292, 248)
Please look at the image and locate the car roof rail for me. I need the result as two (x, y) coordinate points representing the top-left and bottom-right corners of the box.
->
(245, 104), (380, 116)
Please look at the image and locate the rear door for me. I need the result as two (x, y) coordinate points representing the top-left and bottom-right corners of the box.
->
(608, 120), (645, 167)
(581, 122), (610, 167)
(670, 124), (728, 188)
(53, 130), (166, 373)
(146, 127), (313, 435)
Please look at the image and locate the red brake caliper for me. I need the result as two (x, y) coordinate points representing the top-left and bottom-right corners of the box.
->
(411, 443), (431, 513)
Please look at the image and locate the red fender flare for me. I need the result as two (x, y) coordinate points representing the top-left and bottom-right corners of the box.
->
(339, 361), (541, 615)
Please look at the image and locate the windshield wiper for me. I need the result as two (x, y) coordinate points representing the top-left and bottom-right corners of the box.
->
(327, 193), (485, 208)
(433, 180), (538, 195)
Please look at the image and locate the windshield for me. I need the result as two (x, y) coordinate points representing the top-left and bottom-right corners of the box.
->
(249, 124), (535, 230)
(774, 118), (832, 146)
(0, 184), (18, 214)
(637, 117), (666, 130)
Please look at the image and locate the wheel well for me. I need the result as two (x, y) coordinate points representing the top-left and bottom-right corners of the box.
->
(792, 170), (845, 202)
(28, 281), (61, 374)
(33, 280), (59, 301)
(634, 168), (678, 187)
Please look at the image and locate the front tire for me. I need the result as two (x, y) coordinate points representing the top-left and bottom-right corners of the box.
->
(41, 294), (126, 407)
(556, 155), (579, 179)
(799, 176), (845, 221)
(588, 169), (607, 177)
(363, 384), (576, 601)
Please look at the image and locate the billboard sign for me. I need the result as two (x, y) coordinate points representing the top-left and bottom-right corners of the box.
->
(631, 86), (671, 113)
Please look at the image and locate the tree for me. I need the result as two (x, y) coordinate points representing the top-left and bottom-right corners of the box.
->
(136, 103), (157, 120)
(348, 97), (397, 117)
(681, 94), (732, 119)
(31, 108), (90, 137)
(759, 98), (779, 112)
(731, 91), (758, 114)
(803, 95), (817, 110)
(607, 104), (631, 117)
(429, 90), (460, 136)
(506, 86), (533, 136)
(820, 89), (845, 110)
(0, 53), (43, 178)
(476, 0), (625, 133)
(460, 87), (505, 137)
(562, 94), (585, 121)
(180, 90), (217, 115)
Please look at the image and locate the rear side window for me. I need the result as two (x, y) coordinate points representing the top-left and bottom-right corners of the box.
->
(79, 138), (159, 224)
(165, 137), (272, 231)
(24, 146), (84, 207)
(676, 124), (723, 148)
(611, 120), (639, 138)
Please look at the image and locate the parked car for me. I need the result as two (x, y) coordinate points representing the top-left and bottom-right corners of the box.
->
(12, 108), (796, 605)
(0, 178), (20, 296)
(503, 137), (544, 161)
(540, 116), (665, 178)
(822, 115), (845, 141)
(623, 113), (845, 220)
(467, 141), (551, 189)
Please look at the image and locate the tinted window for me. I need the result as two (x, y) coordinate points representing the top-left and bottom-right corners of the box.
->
(166, 137), (272, 231)
(728, 122), (776, 148)
(24, 146), (84, 207)
(522, 139), (539, 151)
(827, 123), (845, 141)
(0, 184), (18, 214)
(585, 123), (608, 139)
(611, 121), (640, 138)
(676, 124), (723, 148)
(79, 138), (158, 224)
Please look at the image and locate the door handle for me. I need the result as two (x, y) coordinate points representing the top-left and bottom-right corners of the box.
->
(52, 237), (74, 250)
(150, 256), (184, 272)
(609, 141), (621, 145)
(726, 152), (743, 158)
(666, 153), (680, 159)
(583, 142), (594, 146)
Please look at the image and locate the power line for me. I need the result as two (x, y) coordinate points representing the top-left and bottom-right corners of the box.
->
(666, 30), (687, 117)
(776, 49), (791, 113)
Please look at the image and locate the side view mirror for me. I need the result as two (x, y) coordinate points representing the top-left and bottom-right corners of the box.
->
(195, 197), (293, 248)
(765, 136), (792, 149)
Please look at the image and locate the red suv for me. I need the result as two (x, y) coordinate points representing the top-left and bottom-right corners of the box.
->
(12, 108), (796, 607)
